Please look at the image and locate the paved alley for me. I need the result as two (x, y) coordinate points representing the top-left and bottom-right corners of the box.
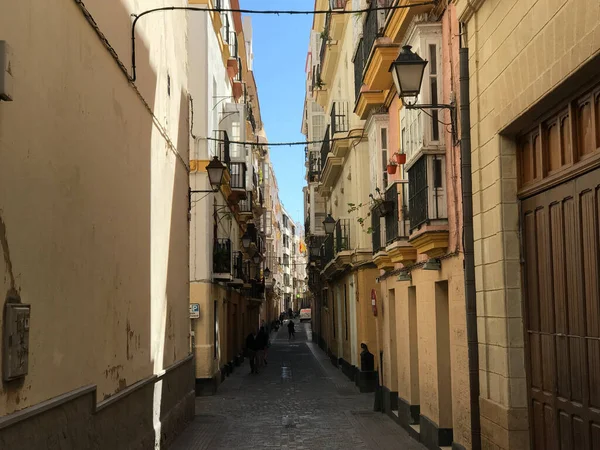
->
(171, 323), (425, 450)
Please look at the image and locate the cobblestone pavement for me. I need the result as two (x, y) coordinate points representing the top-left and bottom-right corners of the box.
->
(171, 322), (426, 450)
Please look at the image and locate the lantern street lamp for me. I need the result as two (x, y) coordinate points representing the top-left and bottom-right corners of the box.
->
(241, 231), (252, 250)
(389, 45), (428, 100)
(252, 253), (261, 265)
(323, 214), (336, 235)
(389, 45), (457, 144)
(190, 156), (226, 194)
(264, 267), (271, 279)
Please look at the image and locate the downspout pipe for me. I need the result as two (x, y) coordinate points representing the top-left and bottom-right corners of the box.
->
(459, 32), (482, 450)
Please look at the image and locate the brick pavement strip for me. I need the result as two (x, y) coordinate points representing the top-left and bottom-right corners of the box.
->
(171, 323), (426, 450)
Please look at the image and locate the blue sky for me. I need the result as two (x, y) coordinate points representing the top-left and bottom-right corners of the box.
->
(241, 0), (313, 227)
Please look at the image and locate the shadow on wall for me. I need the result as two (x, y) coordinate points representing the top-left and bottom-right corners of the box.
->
(0, 0), (193, 448)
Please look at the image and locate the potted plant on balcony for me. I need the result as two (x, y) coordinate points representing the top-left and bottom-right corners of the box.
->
(393, 152), (406, 165)
(386, 160), (398, 175)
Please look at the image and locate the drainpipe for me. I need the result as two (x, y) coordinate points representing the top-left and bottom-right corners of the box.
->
(459, 28), (482, 450)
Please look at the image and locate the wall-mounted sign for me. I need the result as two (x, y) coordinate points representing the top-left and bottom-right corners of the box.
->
(189, 303), (200, 319)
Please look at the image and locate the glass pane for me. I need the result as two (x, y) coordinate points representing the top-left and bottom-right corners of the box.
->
(429, 44), (437, 75)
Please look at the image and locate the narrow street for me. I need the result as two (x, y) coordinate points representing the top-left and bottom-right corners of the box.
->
(172, 323), (425, 450)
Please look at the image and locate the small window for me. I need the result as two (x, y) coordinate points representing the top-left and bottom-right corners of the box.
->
(429, 44), (437, 75)
(433, 157), (443, 188)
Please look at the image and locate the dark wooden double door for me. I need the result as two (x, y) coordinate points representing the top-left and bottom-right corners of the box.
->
(521, 166), (600, 449)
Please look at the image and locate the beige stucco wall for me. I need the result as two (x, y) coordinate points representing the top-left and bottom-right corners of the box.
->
(455, 0), (600, 448)
(0, 0), (189, 416)
(380, 256), (471, 446)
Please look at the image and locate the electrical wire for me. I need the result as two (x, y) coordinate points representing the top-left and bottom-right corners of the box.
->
(130, 2), (436, 81)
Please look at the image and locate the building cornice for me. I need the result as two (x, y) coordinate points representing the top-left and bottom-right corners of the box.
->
(454, 0), (487, 23)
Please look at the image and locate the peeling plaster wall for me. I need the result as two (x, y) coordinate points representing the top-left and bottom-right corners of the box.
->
(0, 0), (190, 416)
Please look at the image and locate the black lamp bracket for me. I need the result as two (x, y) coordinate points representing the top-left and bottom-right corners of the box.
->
(404, 102), (458, 146)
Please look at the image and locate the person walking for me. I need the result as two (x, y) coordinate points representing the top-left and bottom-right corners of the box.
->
(287, 319), (295, 340)
(256, 327), (268, 368)
(245, 329), (258, 374)
(256, 326), (268, 367)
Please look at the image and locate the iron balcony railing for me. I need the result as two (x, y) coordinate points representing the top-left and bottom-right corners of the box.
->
(354, 38), (365, 101)
(320, 126), (331, 172)
(354, 0), (391, 102)
(330, 101), (349, 135)
(234, 57), (242, 82)
(312, 64), (323, 91)
(213, 238), (232, 274)
(238, 191), (253, 213)
(249, 281), (265, 299)
(229, 162), (246, 190)
(384, 183), (410, 244)
(213, 130), (230, 166)
(309, 235), (327, 266)
(385, 184), (398, 244)
(233, 251), (245, 280)
(399, 182), (410, 238)
(371, 210), (384, 254)
(308, 151), (321, 181)
(408, 156), (428, 230)
(322, 235), (335, 267)
(335, 219), (351, 253)
(319, 17), (330, 69)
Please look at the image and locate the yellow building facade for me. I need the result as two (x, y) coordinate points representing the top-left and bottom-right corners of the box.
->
(455, 0), (600, 449)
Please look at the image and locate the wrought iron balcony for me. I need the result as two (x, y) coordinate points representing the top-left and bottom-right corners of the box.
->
(229, 162), (246, 190)
(330, 101), (349, 135)
(312, 64), (324, 91)
(233, 57), (242, 82)
(213, 130), (230, 166)
(335, 219), (351, 253)
(354, 38), (365, 101)
(408, 157), (428, 229)
(213, 238), (232, 274)
(249, 281), (265, 300)
(322, 235), (335, 267)
(238, 191), (253, 213)
(233, 251), (245, 281)
(320, 126), (331, 173)
(371, 210), (385, 254)
(308, 151), (321, 182)
(354, 0), (391, 101)
(319, 19), (330, 69)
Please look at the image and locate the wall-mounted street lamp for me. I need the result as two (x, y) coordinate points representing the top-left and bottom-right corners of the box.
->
(264, 267), (271, 279)
(423, 258), (441, 271)
(190, 156), (226, 194)
(252, 253), (261, 265)
(241, 231), (252, 250)
(389, 45), (457, 145)
(323, 214), (336, 235)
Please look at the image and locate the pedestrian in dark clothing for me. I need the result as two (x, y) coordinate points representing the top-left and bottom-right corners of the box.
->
(246, 330), (258, 374)
(256, 326), (268, 367)
(287, 320), (295, 340)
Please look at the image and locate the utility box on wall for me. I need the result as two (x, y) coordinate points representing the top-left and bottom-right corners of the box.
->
(3, 303), (30, 381)
(0, 40), (14, 101)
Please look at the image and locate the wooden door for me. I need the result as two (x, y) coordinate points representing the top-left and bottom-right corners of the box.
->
(521, 167), (600, 449)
